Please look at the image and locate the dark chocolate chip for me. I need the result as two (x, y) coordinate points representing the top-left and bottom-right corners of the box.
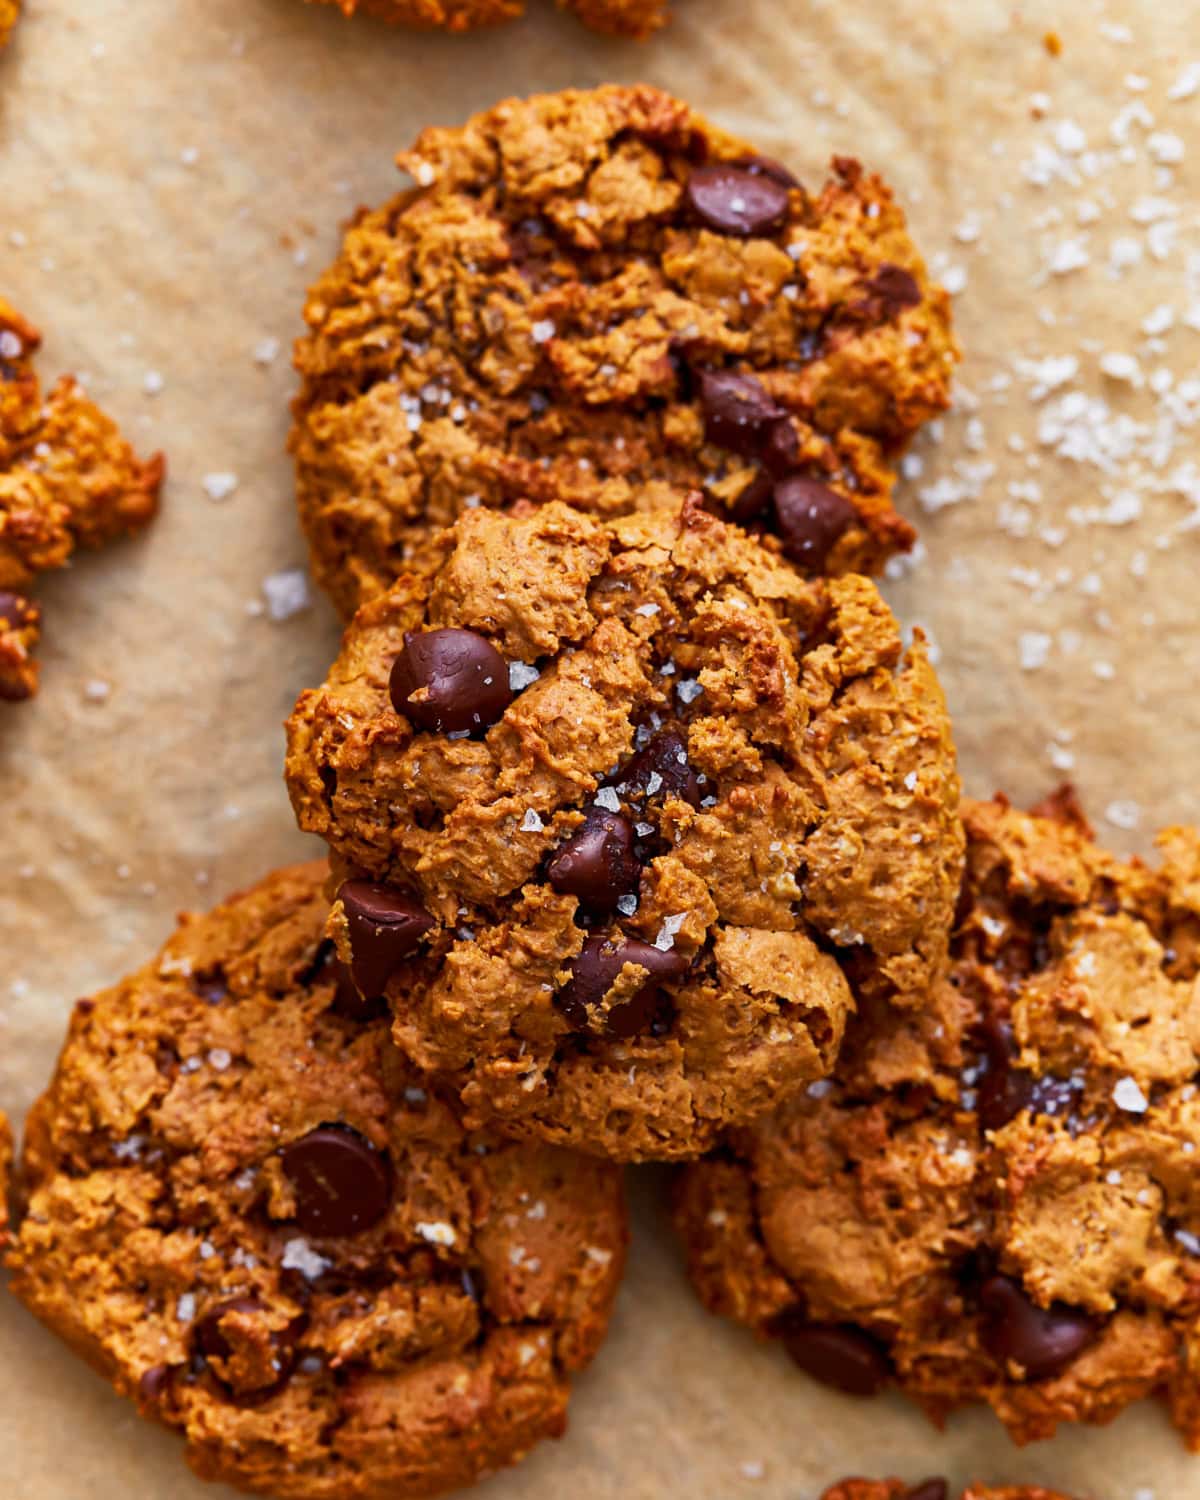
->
(867, 263), (922, 316)
(735, 153), (800, 189)
(904, 1482), (949, 1500)
(137, 1363), (173, 1404)
(193, 1296), (306, 1401)
(778, 1318), (891, 1396)
(0, 591), (35, 630)
(976, 1014), (1034, 1132)
(760, 417), (800, 478)
(979, 1274), (1097, 1380)
(726, 470), (775, 526)
(389, 627), (513, 735)
(280, 1123), (392, 1238)
(773, 477), (857, 570)
(697, 370), (784, 456)
(685, 163), (791, 238)
(190, 969), (228, 1005)
(547, 810), (641, 912)
(607, 729), (703, 809)
(340, 879), (434, 998)
(557, 935), (689, 1038)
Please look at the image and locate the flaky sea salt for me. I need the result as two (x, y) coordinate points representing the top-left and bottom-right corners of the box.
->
(282, 1237), (331, 1280)
(262, 569), (311, 622)
(1113, 1076), (1149, 1113)
(415, 1221), (456, 1247)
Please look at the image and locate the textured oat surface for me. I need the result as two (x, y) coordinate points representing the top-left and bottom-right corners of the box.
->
(2, 1), (1200, 1497)
(293, 83), (953, 616)
(286, 498), (961, 1159)
(8, 862), (626, 1498)
(677, 793), (1200, 1450)
(303, 0), (669, 37)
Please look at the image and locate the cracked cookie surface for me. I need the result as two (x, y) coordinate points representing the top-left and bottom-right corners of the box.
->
(676, 789), (1200, 1447)
(285, 498), (962, 1161)
(0, 298), (163, 700)
(8, 861), (626, 1500)
(292, 84), (956, 618)
(303, 0), (669, 36)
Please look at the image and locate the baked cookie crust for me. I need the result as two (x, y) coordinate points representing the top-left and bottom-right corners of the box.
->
(292, 84), (957, 617)
(676, 790), (1200, 1448)
(8, 861), (627, 1500)
(303, 0), (669, 36)
(286, 498), (962, 1161)
(0, 298), (163, 700)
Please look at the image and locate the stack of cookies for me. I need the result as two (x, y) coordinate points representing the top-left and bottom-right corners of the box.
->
(7, 84), (1191, 1500)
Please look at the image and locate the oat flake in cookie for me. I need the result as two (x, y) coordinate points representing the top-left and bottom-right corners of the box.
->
(291, 84), (957, 618)
(285, 497), (963, 1161)
(0, 298), (163, 701)
(302, 0), (670, 38)
(8, 862), (626, 1500)
(676, 790), (1200, 1447)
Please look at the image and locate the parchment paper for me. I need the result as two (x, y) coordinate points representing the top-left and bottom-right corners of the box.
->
(2, 1), (1199, 1494)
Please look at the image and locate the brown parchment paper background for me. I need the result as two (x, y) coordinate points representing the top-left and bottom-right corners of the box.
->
(2, 0), (1200, 1495)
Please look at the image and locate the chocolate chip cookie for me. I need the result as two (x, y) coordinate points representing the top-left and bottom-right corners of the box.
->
(676, 789), (1200, 1447)
(824, 1483), (1076, 1500)
(292, 84), (957, 618)
(8, 861), (626, 1500)
(0, 298), (164, 701)
(304, 0), (668, 37)
(285, 497), (962, 1161)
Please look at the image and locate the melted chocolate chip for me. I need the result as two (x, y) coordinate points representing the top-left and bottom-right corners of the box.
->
(279, 1123), (392, 1238)
(777, 1317), (891, 1396)
(698, 370), (784, 456)
(607, 729), (704, 809)
(773, 477), (857, 571)
(976, 1014), (1033, 1133)
(685, 163), (791, 238)
(867, 263), (922, 316)
(193, 1297), (306, 1402)
(547, 810), (641, 912)
(979, 1275), (1097, 1380)
(137, 1363), (173, 1404)
(904, 1482), (949, 1500)
(389, 628), (513, 735)
(340, 879), (434, 998)
(557, 935), (689, 1038)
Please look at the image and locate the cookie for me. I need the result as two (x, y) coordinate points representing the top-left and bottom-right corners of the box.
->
(676, 789), (1200, 1447)
(0, 298), (164, 700)
(285, 497), (962, 1161)
(0, 0), (18, 48)
(292, 84), (957, 618)
(304, 0), (668, 37)
(823, 1483), (1076, 1500)
(0, 1110), (10, 1246)
(8, 861), (627, 1500)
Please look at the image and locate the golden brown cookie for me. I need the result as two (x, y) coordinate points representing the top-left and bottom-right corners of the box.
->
(0, 1110), (10, 1247)
(285, 497), (962, 1161)
(292, 84), (957, 618)
(0, 0), (19, 49)
(0, 298), (164, 701)
(8, 862), (627, 1500)
(823, 1483), (1079, 1500)
(304, 0), (668, 36)
(676, 790), (1200, 1448)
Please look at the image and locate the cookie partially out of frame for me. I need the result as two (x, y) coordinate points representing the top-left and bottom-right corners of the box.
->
(292, 84), (957, 618)
(677, 789), (1200, 1448)
(286, 497), (962, 1162)
(0, 0), (19, 49)
(0, 298), (163, 701)
(8, 862), (626, 1500)
(304, 0), (670, 38)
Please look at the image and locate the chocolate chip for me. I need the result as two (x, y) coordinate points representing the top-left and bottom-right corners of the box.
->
(685, 163), (790, 238)
(389, 628), (513, 735)
(735, 153), (800, 189)
(547, 811), (641, 912)
(190, 969), (228, 1005)
(698, 371), (784, 456)
(976, 1014), (1034, 1132)
(340, 879), (434, 998)
(979, 1274), (1097, 1380)
(867, 263), (922, 316)
(193, 1296), (306, 1401)
(280, 1123), (392, 1238)
(760, 417), (800, 478)
(137, 1363), (173, 1404)
(0, 591), (35, 630)
(557, 935), (688, 1038)
(607, 729), (704, 809)
(904, 1482), (949, 1500)
(773, 477), (857, 571)
(777, 1318), (891, 1396)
